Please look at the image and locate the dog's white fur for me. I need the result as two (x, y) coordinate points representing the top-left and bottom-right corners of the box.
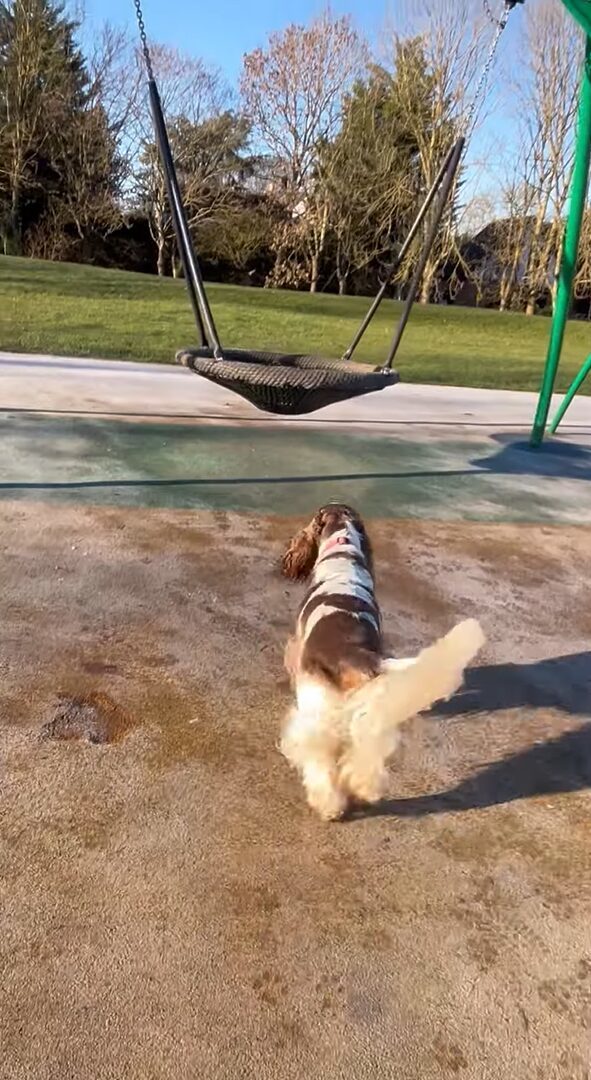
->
(280, 505), (486, 819)
(281, 619), (485, 820)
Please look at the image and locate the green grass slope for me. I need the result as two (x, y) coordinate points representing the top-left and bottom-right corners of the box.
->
(2, 254), (588, 393)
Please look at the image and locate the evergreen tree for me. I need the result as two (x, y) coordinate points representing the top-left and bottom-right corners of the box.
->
(319, 66), (422, 293)
(0, 0), (118, 255)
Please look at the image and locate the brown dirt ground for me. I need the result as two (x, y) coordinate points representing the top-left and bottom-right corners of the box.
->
(1, 503), (590, 1079)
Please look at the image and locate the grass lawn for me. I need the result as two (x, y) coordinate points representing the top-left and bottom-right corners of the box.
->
(2, 254), (590, 393)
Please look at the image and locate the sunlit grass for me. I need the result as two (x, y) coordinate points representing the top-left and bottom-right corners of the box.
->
(2, 254), (588, 393)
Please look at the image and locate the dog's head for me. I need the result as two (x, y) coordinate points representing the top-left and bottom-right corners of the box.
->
(281, 504), (372, 580)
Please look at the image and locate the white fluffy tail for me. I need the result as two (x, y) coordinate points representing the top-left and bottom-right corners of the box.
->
(338, 618), (485, 804)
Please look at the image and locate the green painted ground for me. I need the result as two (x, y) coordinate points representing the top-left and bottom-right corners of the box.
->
(3, 255), (591, 394)
(2, 412), (590, 523)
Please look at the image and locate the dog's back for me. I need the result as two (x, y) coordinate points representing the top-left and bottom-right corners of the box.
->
(299, 603), (382, 692)
(290, 505), (383, 692)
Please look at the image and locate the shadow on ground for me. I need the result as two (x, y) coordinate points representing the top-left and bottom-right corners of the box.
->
(360, 724), (591, 819)
(1, 413), (591, 524)
(439, 650), (591, 717)
(473, 433), (591, 480)
(352, 651), (591, 821)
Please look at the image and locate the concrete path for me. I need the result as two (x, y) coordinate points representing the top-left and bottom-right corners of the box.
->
(2, 350), (591, 431)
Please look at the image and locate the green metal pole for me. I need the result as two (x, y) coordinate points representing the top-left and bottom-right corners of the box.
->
(549, 352), (591, 433)
(530, 35), (591, 447)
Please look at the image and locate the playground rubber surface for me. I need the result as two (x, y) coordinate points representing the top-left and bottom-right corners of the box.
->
(2, 412), (591, 523)
(1, 354), (590, 1078)
(1, 503), (590, 1079)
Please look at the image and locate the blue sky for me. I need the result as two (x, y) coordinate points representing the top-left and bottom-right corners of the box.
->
(84, 0), (395, 79)
(82, 0), (528, 216)
(83, 0), (524, 84)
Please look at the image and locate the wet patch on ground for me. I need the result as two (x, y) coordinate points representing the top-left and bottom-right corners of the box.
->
(39, 692), (132, 744)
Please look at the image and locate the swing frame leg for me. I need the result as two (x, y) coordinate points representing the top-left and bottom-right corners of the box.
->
(530, 35), (591, 446)
(549, 353), (591, 433)
(148, 79), (223, 357)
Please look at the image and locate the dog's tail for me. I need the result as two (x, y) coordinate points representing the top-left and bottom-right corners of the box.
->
(338, 618), (485, 803)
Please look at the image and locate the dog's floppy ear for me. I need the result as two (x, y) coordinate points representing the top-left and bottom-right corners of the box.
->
(281, 515), (322, 580)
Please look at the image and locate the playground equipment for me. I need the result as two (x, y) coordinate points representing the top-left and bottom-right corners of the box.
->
(531, 0), (591, 444)
(133, 0), (522, 416)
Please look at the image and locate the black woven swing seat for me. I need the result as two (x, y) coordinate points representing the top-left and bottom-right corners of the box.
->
(177, 347), (399, 415)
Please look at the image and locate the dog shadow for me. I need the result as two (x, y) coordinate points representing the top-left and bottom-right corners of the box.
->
(351, 651), (591, 819)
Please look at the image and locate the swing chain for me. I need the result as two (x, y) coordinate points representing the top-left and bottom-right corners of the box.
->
(133, 0), (154, 82)
(482, 0), (504, 27)
(483, 0), (523, 26)
(464, 0), (516, 140)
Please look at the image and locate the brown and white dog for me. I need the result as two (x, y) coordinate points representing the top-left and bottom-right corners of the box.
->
(280, 504), (485, 820)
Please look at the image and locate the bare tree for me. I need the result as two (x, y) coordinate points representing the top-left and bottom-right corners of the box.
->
(459, 192), (496, 239)
(514, 0), (582, 315)
(241, 12), (363, 290)
(494, 147), (538, 312)
(451, 190), (497, 306)
(132, 43), (232, 275)
(87, 23), (142, 194)
(574, 207), (591, 313)
(385, 0), (489, 303)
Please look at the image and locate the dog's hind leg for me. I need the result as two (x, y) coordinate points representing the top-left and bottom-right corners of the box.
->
(338, 714), (393, 806)
(280, 678), (347, 821)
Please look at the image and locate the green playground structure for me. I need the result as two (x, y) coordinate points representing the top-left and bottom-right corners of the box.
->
(531, 0), (591, 444)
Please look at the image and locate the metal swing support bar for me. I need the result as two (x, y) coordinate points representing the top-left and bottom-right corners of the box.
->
(383, 137), (465, 371)
(134, 0), (223, 357)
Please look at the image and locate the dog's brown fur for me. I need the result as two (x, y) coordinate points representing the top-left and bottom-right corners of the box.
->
(279, 505), (486, 820)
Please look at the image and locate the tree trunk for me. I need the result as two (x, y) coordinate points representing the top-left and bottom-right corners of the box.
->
(541, 218), (562, 314)
(523, 203), (549, 315)
(157, 234), (167, 277)
(419, 253), (437, 304)
(5, 184), (23, 256)
(309, 254), (319, 292)
(419, 274), (432, 304)
(309, 204), (328, 293)
(499, 269), (509, 311)
(336, 247), (348, 295)
(499, 234), (524, 312)
(273, 249), (284, 276)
